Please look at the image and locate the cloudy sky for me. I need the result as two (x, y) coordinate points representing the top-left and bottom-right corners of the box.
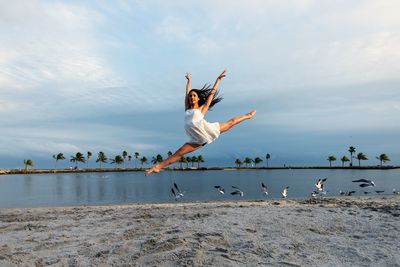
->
(1, 0), (399, 168)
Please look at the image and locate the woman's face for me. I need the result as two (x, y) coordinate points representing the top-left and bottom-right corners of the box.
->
(188, 91), (199, 106)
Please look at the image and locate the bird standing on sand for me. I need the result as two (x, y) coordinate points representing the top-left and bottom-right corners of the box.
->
(231, 186), (244, 197)
(214, 186), (225, 194)
(171, 182), (184, 201)
(340, 190), (356, 196)
(393, 189), (400, 195)
(261, 182), (268, 196)
(282, 186), (289, 198)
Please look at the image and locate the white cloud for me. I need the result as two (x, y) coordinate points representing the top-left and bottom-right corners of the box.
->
(167, 0), (400, 90)
(0, 1), (120, 91)
(1, 1), (400, 165)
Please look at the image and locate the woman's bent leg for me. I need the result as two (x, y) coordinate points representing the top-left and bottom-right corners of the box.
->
(145, 143), (203, 176)
(219, 110), (256, 133)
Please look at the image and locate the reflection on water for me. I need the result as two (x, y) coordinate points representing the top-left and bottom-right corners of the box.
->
(23, 175), (32, 195)
(0, 169), (399, 208)
(56, 175), (63, 199)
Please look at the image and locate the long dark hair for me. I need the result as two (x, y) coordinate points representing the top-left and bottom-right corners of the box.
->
(188, 84), (223, 110)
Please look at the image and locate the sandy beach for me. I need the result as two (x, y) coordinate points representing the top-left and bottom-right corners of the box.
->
(0, 196), (399, 267)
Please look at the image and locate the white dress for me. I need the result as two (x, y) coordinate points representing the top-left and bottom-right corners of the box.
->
(185, 109), (220, 145)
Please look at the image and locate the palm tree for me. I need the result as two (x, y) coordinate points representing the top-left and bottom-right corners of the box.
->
(122, 151), (128, 168)
(23, 159), (33, 173)
(254, 157), (263, 167)
(86, 151), (92, 168)
(244, 157), (253, 167)
(128, 155), (132, 168)
(327, 155), (336, 167)
(96, 151), (108, 169)
(356, 152), (368, 167)
(235, 158), (242, 168)
(151, 154), (163, 165)
(110, 155), (124, 168)
(134, 152), (140, 168)
(348, 146), (356, 167)
(191, 156), (198, 167)
(265, 153), (271, 167)
(52, 153), (65, 169)
(197, 155), (205, 168)
(70, 152), (85, 169)
(140, 156), (148, 168)
(376, 154), (390, 166)
(185, 156), (192, 168)
(340, 156), (350, 167)
(179, 157), (186, 169)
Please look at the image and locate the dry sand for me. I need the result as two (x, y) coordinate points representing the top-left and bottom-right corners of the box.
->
(0, 196), (399, 267)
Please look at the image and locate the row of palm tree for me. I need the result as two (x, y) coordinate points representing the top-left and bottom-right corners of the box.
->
(22, 147), (393, 171)
(50, 151), (207, 170)
(179, 155), (205, 168)
(149, 153), (206, 169)
(52, 151), (144, 169)
(235, 157), (262, 168)
(234, 154), (272, 168)
(327, 146), (391, 167)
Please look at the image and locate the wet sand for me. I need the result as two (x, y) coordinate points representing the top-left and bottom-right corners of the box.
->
(0, 196), (399, 266)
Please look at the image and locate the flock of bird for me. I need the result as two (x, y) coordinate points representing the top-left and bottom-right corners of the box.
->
(170, 178), (400, 201)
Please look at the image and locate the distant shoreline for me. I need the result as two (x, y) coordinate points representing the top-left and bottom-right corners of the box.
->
(1, 165), (399, 175)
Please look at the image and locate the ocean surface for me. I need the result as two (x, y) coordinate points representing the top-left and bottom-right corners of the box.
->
(0, 169), (399, 208)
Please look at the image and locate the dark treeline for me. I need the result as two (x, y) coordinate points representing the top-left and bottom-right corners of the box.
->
(10, 145), (395, 173)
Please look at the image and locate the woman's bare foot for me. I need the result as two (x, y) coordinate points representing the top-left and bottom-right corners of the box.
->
(145, 165), (161, 176)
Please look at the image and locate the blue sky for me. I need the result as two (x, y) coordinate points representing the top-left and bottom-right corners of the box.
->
(1, 0), (399, 168)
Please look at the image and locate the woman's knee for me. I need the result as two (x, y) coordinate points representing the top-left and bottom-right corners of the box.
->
(175, 143), (199, 157)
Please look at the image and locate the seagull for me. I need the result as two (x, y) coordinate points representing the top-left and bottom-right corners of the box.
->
(393, 189), (400, 195)
(230, 186), (244, 197)
(315, 178), (327, 192)
(352, 179), (375, 187)
(359, 183), (375, 188)
(171, 182), (184, 201)
(214, 185), (225, 194)
(363, 191), (371, 195)
(375, 190), (385, 195)
(261, 182), (268, 196)
(281, 186), (289, 198)
(340, 190), (356, 196)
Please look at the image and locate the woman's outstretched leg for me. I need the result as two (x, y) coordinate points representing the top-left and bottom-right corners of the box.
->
(219, 110), (256, 133)
(145, 143), (202, 176)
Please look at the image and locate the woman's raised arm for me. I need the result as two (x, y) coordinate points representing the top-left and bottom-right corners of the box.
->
(185, 72), (191, 110)
(201, 70), (226, 115)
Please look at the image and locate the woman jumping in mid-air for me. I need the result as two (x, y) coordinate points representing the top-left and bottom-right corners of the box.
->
(145, 70), (256, 176)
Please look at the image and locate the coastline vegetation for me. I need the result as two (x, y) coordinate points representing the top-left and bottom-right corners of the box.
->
(0, 145), (397, 175)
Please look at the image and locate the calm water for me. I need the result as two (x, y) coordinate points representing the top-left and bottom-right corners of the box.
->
(0, 169), (399, 208)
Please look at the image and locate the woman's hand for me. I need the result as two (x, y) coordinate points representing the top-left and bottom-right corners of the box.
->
(217, 70), (226, 80)
(185, 72), (191, 82)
